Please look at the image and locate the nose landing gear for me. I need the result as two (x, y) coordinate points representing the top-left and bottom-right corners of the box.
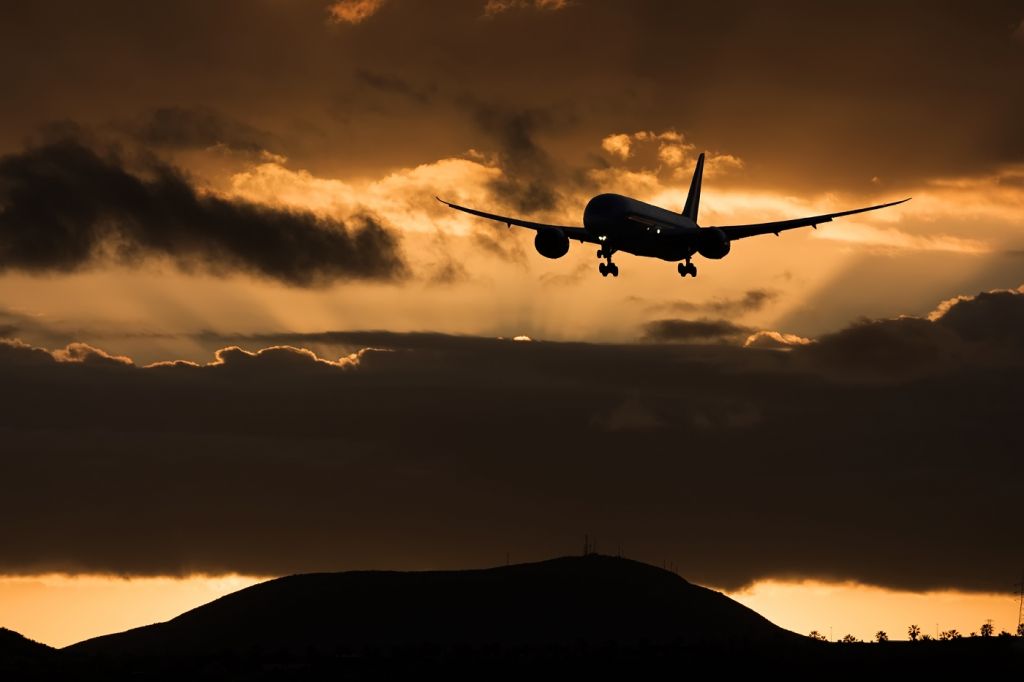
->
(677, 259), (697, 278)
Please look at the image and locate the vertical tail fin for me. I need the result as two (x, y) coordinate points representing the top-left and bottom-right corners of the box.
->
(682, 152), (705, 223)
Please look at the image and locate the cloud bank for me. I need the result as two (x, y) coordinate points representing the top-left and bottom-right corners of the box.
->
(0, 136), (406, 285)
(1, 286), (1022, 594)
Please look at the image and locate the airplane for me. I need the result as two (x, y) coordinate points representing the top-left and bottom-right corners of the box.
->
(437, 152), (909, 278)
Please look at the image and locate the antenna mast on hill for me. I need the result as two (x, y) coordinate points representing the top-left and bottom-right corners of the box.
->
(583, 534), (596, 556)
(1015, 570), (1024, 633)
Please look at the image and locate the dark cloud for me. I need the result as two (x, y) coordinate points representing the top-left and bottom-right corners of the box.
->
(799, 316), (963, 379)
(426, 257), (470, 285)
(1, 2), (1021, 190)
(932, 288), (1024, 346)
(591, 395), (664, 432)
(0, 338), (55, 366)
(464, 103), (563, 213)
(797, 288), (1024, 379)
(0, 135), (406, 285)
(470, 227), (528, 264)
(2, 286), (1021, 593)
(4, 284), (1019, 585)
(125, 106), (276, 153)
(354, 68), (571, 224)
(354, 69), (436, 104)
(642, 318), (754, 343)
(651, 289), (779, 316)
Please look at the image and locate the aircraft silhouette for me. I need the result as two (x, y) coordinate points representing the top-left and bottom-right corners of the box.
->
(438, 153), (909, 278)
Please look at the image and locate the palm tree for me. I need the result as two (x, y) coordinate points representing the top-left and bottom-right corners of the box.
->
(875, 630), (888, 643)
(908, 624), (921, 641)
(807, 630), (827, 641)
(980, 621), (994, 637)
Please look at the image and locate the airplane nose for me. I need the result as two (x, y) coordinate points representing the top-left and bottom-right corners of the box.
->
(583, 194), (621, 232)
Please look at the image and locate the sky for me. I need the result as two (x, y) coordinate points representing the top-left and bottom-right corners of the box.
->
(1, 0), (1023, 647)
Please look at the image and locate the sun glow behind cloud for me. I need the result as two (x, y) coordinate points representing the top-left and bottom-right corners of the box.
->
(224, 130), (1005, 260)
(1, 122), (1015, 368)
(2, 134), (1010, 363)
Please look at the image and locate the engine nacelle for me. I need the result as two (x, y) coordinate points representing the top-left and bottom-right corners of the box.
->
(696, 227), (731, 259)
(534, 227), (570, 259)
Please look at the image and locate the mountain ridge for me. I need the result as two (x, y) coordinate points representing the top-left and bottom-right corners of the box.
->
(66, 554), (798, 657)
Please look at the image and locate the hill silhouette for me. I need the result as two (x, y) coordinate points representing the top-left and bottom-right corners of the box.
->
(0, 627), (58, 677)
(6, 555), (1015, 678)
(69, 555), (797, 658)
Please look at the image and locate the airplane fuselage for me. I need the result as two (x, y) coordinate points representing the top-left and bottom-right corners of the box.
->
(583, 193), (704, 262)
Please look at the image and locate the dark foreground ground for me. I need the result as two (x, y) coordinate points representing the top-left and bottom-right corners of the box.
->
(3, 556), (1022, 679)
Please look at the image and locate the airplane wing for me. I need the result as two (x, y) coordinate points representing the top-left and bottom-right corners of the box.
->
(436, 197), (600, 244)
(713, 198), (910, 240)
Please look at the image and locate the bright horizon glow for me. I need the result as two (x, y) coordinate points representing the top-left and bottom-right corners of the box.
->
(0, 573), (265, 648)
(1, 572), (1019, 648)
(726, 579), (1021, 642)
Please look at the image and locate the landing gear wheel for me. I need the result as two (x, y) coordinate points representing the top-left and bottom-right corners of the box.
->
(609, 263), (619, 277)
(677, 262), (697, 278)
(599, 263), (608, 277)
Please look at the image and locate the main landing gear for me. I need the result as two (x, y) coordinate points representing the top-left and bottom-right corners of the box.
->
(597, 248), (619, 277)
(677, 258), (697, 278)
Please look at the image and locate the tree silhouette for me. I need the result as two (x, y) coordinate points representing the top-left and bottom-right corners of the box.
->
(908, 624), (921, 641)
(840, 634), (859, 643)
(1017, 623), (1024, 638)
(980, 621), (994, 637)
(875, 630), (888, 643)
(938, 629), (962, 641)
(807, 630), (827, 641)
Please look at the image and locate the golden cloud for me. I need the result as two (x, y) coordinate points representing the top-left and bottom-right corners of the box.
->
(743, 330), (812, 349)
(327, 0), (388, 25)
(600, 133), (632, 160)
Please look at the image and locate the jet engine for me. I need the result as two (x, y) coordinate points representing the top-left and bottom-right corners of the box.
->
(696, 228), (731, 259)
(534, 227), (570, 259)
